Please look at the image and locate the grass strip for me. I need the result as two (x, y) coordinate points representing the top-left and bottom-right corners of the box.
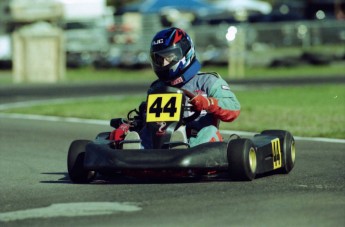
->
(1, 84), (344, 139)
(1, 63), (344, 85)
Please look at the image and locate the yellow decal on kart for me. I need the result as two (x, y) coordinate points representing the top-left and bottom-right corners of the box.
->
(271, 138), (282, 169)
(146, 93), (183, 122)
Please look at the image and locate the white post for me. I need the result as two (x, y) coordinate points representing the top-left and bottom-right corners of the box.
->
(13, 22), (65, 83)
(10, 0), (64, 83)
(227, 26), (246, 79)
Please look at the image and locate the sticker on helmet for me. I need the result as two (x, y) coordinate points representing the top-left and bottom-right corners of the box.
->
(152, 39), (164, 45)
(171, 77), (183, 86)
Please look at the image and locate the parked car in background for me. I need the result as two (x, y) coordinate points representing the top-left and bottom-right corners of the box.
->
(0, 0), (12, 69)
(194, 0), (272, 25)
(63, 19), (109, 68)
(58, 0), (112, 68)
(268, 0), (344, 22)
(0, 34), (12, 69)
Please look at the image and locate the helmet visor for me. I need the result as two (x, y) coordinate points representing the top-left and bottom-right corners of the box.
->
(151, 46), (183, 68)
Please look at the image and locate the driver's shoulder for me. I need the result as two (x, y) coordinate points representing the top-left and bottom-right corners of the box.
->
(189, 71), (222, 89)
(197, 71), (221, 79)
(194, 71), (222, 84)
(148, 79), (165, 94)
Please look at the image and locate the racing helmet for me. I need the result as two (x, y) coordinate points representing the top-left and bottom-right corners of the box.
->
(150, 27), (198, 84)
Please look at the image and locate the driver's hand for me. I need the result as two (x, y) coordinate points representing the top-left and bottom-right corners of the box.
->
(189, 95), (218, 112)
(111, 123), (130, 141)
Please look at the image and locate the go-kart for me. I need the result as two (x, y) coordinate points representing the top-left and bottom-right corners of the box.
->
(67, 86), (296, 183)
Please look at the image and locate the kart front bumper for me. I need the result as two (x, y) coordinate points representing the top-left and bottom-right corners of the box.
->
(84, 141), (228, 171)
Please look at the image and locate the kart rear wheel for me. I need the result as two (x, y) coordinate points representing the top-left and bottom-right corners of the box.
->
(67, 140), (95, 183)
(227, 139), (257, 181)
(261, 130), (296, 174)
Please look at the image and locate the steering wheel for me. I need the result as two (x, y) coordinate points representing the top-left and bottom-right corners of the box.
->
(180, 88), (201, 123)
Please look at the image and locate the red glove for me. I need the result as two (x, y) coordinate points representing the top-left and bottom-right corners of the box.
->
(110, 123), (130, 141)
(189, 95), (219, 112)
(190, 95), (241, 122)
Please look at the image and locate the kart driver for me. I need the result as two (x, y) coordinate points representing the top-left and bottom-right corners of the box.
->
(113, 27), (241, 149)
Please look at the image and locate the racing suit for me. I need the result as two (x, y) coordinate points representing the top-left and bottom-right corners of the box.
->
(139, 72), (240, 148)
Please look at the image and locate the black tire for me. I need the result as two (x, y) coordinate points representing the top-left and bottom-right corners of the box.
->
(67, 140), (95, 183)
(261, 130), (296, 174)
(227, 139), (257, 181)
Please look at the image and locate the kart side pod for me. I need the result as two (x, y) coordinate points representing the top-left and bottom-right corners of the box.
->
(227, 130), (295, 181)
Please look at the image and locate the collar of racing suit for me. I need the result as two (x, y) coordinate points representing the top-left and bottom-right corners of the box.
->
(170, 59), (201, 86)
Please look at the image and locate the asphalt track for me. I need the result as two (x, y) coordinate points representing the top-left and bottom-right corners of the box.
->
(0, 77), (344, 226)
(0, 115), (344, 227)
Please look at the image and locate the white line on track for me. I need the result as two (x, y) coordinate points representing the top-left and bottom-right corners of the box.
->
(220, 130), (345, 144)
(0, 202), (141, 222)
(1, 113), (344, 144)
(0, 95), (130, 111)
(0, 112), (109, 125)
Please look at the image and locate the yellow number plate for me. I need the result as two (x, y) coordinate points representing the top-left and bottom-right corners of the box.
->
(271, 138), (282, 169)
(146, 93), (183, 122)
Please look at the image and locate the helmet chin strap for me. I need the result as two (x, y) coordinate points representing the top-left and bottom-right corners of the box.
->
(170, 59), (201, 86)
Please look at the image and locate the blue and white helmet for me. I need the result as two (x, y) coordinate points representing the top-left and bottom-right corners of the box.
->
(150, 27), (199, 85)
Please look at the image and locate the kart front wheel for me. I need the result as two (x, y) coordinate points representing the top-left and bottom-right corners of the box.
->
(67, 140), (95, 183)
(227, 139), (257, 181)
